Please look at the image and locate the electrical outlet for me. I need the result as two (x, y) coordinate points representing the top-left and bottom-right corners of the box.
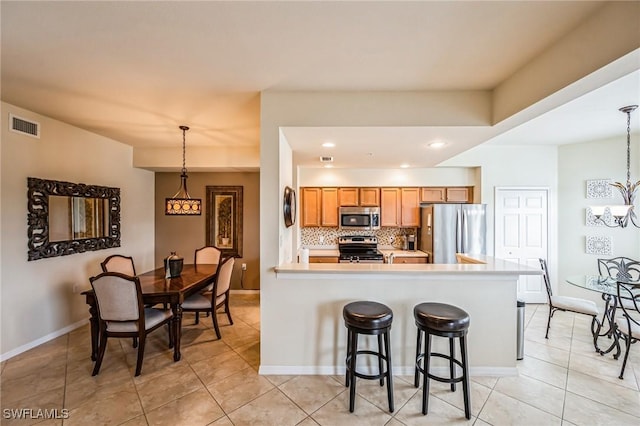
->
(319, 236), (325, 244)
(241, 263), (247, 271)
(390, 236), (395, 244)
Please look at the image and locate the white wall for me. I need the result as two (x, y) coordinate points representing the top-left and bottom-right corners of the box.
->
(442, 144), (559, 258)
(557, 135), (640, 301)
(299, 167), (476, 188)
(0, 103), (155, 359)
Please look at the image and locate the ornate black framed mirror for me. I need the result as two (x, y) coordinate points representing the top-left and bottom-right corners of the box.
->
(27, 177), (121, 261)
(283, 186), (296, 228)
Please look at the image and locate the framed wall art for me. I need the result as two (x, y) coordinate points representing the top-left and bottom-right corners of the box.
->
(206, 186), (243, 258)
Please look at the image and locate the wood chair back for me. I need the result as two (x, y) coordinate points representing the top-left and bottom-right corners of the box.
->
(101, 254), (136, 276)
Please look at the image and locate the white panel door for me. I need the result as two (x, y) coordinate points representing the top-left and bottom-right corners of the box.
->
(495, 188), (548, 303)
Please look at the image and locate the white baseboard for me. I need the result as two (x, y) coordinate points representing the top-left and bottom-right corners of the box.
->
(0, 318), (89, 362)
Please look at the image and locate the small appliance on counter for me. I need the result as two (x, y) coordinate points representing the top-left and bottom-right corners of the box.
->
(406, 234), (416, 251)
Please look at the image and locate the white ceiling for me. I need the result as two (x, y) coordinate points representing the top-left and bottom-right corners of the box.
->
(1, 1), (638, 169)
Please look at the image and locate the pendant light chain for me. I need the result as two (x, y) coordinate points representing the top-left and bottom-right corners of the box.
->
(626, 108), (631, 185)
(180, 125), (189, 175)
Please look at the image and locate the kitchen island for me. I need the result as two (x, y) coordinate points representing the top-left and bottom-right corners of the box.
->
(260, 255), (540, 376)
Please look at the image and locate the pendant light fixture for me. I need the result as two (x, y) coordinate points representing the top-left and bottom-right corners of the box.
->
(165, 125), (202, 215)
(589, 105), (639, 228)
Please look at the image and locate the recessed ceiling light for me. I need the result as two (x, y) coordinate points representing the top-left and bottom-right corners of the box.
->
(429, 141), (446, 149)
(400, 163), (410, 168)
(322, 142), (335, 148)
(323, 164), (334, 168)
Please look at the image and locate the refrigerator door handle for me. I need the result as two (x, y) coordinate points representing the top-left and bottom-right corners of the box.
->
(456, 208), (463, 254)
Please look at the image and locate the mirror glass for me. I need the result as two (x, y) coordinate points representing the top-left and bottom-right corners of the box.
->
(28, 177), (121, 261)
(49, 196), (111, 242)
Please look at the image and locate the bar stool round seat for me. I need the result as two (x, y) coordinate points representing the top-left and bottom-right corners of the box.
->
(413, 302), (471, 419)
(343, 301), (394, 413)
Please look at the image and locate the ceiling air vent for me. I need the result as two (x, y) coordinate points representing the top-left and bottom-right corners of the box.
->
(319, 156), (333, 163)
(9, 113), (40, 138)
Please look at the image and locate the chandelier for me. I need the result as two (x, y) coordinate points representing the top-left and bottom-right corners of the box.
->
(589, 105), (639, 228)
(165, 125), (202, 215)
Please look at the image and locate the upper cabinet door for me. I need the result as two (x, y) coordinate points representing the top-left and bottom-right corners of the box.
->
(359, 188), (380, 206)
(421, 187), (446, 203)
(321, 188), (339, 226)
(421, 187), (473, 203)
(446, 187), (473, 203)
(301, 187), (321, 227)
(401, 188), (420, 226)
(380, 188), (401, 227)
(338, 188), (359, 207)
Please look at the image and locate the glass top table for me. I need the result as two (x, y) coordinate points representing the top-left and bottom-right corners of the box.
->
(566, 275), (639, 297)
(565, 275), (639, 357)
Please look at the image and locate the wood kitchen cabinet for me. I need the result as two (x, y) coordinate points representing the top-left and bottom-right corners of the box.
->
(401, 187), (420, 227)
(338, 188), (359, 206)
(380, 188), (401, 226)
(309, 256), (340, 263)
(390, 256), (428, 264)
(321, 188), (339, 226)
(446, 187), (473, 202)
(301, 187), (322, 227)
(421, 186), (473, 203)
(359, 188), (380, 206)
(338, 187), (380, 207)
(381, 187), (419, 227)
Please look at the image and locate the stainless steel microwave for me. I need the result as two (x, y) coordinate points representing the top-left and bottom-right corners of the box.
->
(339, 207), (381, 230)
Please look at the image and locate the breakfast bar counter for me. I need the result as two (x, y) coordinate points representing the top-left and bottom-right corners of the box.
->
(261, 255), (540, 377)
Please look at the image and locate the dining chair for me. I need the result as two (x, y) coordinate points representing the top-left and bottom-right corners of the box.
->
(182, 256), (235, 339)
(101, 254), (136, 276)
(194, 246), (222, 292)
(539, 258), (600, 338)
(89, 272), (174, 376)
(597, 257), (640, 282)
(614, 281), (640, 379)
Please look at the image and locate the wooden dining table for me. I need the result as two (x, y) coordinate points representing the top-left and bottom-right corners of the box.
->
(82, 263), (217, 362)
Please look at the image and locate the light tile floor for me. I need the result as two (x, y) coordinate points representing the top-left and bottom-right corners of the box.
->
(1, 294), (639, 425)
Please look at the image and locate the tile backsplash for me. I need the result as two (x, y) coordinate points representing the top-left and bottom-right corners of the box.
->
(301, 227), (417, 248)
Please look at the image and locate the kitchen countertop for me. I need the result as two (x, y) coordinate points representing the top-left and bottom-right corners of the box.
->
(276, 254), (541, 276)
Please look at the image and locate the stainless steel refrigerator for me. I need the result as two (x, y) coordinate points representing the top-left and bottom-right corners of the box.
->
(419, 204), (487, 264)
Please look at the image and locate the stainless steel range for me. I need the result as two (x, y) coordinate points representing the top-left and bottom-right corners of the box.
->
(338, 235), (384, 263)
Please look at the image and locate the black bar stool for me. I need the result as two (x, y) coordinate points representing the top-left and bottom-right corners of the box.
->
(413, 302), (471, 419)
(343, 301), (394, 413)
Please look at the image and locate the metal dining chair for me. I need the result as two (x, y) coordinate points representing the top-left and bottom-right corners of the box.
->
(614, 281), (640, 379)
(598, 257), (640, 282)
(539, 258), (600, 339)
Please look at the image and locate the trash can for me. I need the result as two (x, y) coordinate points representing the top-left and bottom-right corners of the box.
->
(516, 299), (525, 360)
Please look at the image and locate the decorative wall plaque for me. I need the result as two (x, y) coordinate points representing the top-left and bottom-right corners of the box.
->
(585, 235), (612, 255)
(586, 179), (613, 199)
